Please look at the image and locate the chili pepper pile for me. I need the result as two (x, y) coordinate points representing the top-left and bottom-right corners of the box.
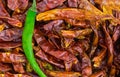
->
(0, 0), (120, 77)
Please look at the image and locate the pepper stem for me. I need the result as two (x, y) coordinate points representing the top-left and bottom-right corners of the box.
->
(30, 0), (37, 12)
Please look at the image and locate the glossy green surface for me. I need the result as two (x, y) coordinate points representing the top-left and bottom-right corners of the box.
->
(22, 0), (46, 77)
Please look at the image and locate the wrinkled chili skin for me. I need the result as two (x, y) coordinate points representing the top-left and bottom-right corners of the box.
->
(37, 0), (65, 12)
(0, 63), (12, 72)
(102, 23), (114, 66)
(36, 49), (65, 68)
(7, 0), (28, 12)
(34, 29), (79, 71)
(0, 52), (26, 63)
(0, 73), (31, 77)
(0, 0), (120, 77)
(0, 0), (22, 27)
(0, 28), (22, 42)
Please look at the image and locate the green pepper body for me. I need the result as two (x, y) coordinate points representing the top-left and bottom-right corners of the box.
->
(22, 0), (46, 77)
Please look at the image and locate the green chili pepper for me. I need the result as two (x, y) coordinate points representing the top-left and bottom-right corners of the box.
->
(22, 0), (46, 77)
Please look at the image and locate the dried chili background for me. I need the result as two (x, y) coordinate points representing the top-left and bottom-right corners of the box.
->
(0, 0), (120, 77)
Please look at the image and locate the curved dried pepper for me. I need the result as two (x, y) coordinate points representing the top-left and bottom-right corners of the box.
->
(89, 22), (99, 57)
(46, 70), (81, 77)
(89, 70), (106, 77)
(36, 49), (64, 68)
(112, 25), (120, 42)
(0, 0), (22, 27)
(7, 0), (28, 13)
(37, 0), (66, 12)
(0, 52), (26, 63)
(0, 73), (31, 77)
(0, 28), (22, 42)
(102, 22), (114, 66)
(34, 29), (79, 71)
(94, 0), (120, 14)
(92, 44), (107, 67)
(61, 28), (92, 38)
(36, 8), (115, 22)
